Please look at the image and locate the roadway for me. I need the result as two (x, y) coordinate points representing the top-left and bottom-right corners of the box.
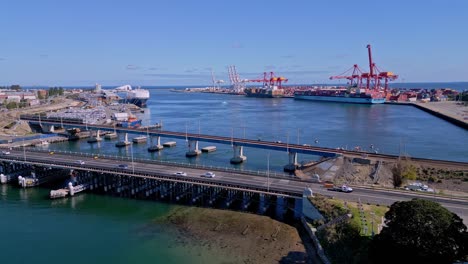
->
(1, 149), (467, 222)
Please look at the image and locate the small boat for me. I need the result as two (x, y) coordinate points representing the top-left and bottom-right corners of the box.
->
(35, 140), (50, 147)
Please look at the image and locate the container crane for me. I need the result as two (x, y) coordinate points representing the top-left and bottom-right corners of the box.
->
(330, 44), (398, 93)
(246, 72), (288, 88)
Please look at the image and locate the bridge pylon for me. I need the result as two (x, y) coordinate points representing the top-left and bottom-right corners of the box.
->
(148, 136), (163, 152)
(230, 145), (247, 164)
(283, 151), (299, 172)
(186, 139), (201, 157)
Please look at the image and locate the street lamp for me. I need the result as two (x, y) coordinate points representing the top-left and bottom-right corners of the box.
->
(131, 144), (135, 174)
(370, 212), (375, 236)
(23, 138), (26, 161)
(267, 152), (270, 192)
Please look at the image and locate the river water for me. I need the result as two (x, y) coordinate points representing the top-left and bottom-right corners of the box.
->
(1, 87), (467, 263)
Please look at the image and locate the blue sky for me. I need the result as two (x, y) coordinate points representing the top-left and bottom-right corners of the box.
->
(0, 0), (467, 86)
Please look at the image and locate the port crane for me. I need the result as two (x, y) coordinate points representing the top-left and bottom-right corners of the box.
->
(245, 72), (288, 88)
(329, 45), (398, 93)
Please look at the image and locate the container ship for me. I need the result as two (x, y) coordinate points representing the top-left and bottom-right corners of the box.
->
(295, 45), (397, 104)
(245, 85), (284, 98)
(116, 115), (142, 128)
(114, 85), (150, 108)
(294, 87), (386, 104)
(244, 72), (288, 98)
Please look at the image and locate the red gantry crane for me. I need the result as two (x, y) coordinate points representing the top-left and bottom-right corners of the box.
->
(330, 45), (398, 94)
(246, 72), (288, 88)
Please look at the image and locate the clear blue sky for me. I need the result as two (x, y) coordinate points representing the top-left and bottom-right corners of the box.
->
(1, 0), (467, 86)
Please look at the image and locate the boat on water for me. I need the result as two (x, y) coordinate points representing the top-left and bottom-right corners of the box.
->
(245, 85), (284, 98)
(294, 87), (386, 104)
(295, 44), (397, 104)
(244, 72), (288, 98)
(113, 85), (150, 108)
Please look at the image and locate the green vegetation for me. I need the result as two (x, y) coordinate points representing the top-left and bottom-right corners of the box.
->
(48, 87), (64, 97)
(309, 195), (389, 263)
(369, 199), (468, 264)
(392, 157), (417, 187)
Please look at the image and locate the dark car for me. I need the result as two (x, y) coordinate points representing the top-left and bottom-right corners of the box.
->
(117, 164), (129, 169)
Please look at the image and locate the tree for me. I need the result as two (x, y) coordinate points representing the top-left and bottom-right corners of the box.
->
(369, 199), (468, 264)
(392, 158), (417, 187)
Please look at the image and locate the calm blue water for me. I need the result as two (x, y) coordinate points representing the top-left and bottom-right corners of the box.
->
(2, 85), (467, 264)
(48, 88), (468, 171)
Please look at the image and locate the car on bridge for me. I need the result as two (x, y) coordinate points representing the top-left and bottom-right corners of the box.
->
(174, 172), (187, 176)
(117, 164), (129, 169)
(76, 160), (85, 165)
(327, 184), (353, 193)
(1, 151), (10, 155)
(201, 172), (215, 178)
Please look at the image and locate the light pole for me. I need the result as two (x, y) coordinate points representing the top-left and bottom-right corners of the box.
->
(370, 212), (375, 236)
(22, 138), (26, 161)
(297, 128), (300, 145)
(231, 127), (234, 146)
(267, 152), (270, 192)
(131, 144), (135, 174)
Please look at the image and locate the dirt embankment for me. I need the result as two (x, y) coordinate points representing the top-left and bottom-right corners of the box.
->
(300, 156), (468, 195)
(0, 98), (83, 138)
(158, 206), (318, 264)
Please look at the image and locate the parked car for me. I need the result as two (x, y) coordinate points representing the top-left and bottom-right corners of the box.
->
(201, 172), (215, 178)
(174, 172), (187, 176)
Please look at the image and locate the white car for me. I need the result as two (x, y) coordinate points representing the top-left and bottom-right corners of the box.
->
(77, 160), (85, 165)
(174, 172), (187, 176)
(1, 151), (10, 155)
(201, 172), (215, 178)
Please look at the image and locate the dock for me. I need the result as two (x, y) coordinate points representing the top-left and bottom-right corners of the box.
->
(104, 132), (118, 139)
(411, 101), (468, 129)
(50, 183), (87, 199)
(163, 141), (177, 147)
(202, 146), (217, 153)
(133, 136), (147, 143)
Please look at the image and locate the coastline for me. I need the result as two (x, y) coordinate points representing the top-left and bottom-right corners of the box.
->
(385, 101), (468, 129)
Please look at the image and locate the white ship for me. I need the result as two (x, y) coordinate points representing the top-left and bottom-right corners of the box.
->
(113, 85), (150, 107)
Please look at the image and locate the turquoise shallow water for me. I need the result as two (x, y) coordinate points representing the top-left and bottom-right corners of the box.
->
(0, 185), (231, 264)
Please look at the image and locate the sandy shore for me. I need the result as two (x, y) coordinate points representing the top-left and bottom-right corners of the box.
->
(156, 206), (319, 264)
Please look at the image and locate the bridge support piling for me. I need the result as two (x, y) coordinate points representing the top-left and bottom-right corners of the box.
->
(186, 140), (201, 157)
(284, 152), (299, 172)
(230, 145), (247, 164)
(148, 136), (164, 152)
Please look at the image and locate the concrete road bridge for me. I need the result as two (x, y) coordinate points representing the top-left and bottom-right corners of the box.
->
(1, 149), (467, 222)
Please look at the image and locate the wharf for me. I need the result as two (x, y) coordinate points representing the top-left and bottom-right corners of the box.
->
(133, 136), (147, 143)
(202, 146), (217, 153)
(163, 141), (177, 147)
(387, 101), (468, 129)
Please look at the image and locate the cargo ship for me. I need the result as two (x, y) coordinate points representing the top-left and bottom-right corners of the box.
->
(114, 85), (150, 108)
(294, 87), (386, 104)
(116, 116), (142, 128)
(295, 44), (397, 104)
(244, 85), (284, 98)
